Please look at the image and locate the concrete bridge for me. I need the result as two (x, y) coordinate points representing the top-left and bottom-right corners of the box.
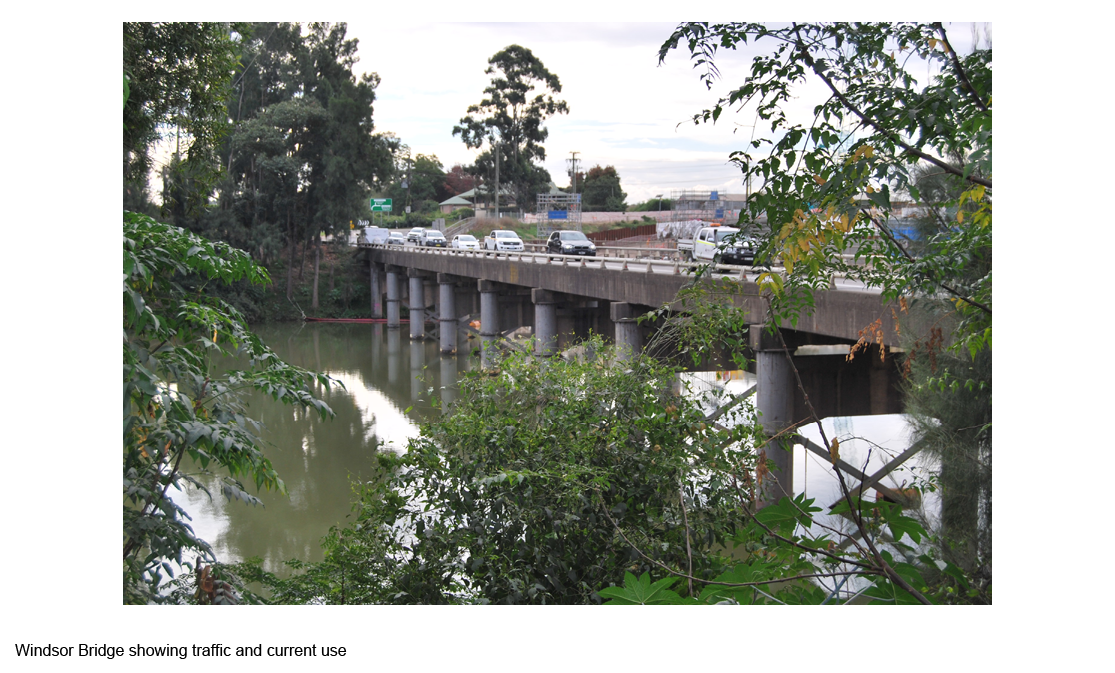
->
(362, 243), (911, 501)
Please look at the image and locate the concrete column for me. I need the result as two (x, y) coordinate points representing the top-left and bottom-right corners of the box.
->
(438, 273), (458, 354)
(370, 259), (383, 318)
(611, 302), (642, 361)
(532, 289), (559, 357)
(479, 280), (500, 370)
(752, 325), (795, 505)
(385, 265), (402, 329)
(408, 269), (425, 340)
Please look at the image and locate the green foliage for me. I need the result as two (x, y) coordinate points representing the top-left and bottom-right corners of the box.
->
(581, 165), (628, 212)
(453, 44), (569, 211)
(630, 198), (673, 212)
(122, 212), (336, 603)
(249, 338), (759, 604)
(123, 22), (246, 208)
(659, 22), (991, 353)
(387, 153), (449, 210)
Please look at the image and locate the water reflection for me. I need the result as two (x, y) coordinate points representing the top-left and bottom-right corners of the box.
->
(173, 322), (471, 575)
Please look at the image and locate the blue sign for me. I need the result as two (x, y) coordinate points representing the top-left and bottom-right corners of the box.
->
(715, 209), (724, 219)
(548, 210), (568, 220)
(710, 191), (719, 201)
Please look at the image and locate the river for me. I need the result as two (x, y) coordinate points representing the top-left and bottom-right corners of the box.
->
(174, 322), (476, 575)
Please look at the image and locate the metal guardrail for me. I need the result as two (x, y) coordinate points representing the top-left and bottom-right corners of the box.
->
(358, 241), (869, 285)
(358, 241), (783, 278)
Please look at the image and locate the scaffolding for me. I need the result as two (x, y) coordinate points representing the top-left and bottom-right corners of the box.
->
(536, 193), (582, 238)
(669, 189), (747, 225)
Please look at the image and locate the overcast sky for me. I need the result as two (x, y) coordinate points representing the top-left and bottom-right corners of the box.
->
(341, 21), (988, 204)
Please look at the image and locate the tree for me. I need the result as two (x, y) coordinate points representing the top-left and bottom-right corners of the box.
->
(387, 153), (448, 211)
(124, 23), (245, 215)
(659, 22), (990, 354)
(443, 163), (478, 196)
(122, 24), (337, 603)
(123, 213), (335, 603)
(651, 22), (991, 601)
(180, 22), (393, 308)
(453, 45), (569, 212)
(581, 165), (628, 212)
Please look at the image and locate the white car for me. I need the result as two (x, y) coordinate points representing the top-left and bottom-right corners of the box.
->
(452, 234), (481, 250)
(406, 227), (425, 245)
(485, 229), (524, 252)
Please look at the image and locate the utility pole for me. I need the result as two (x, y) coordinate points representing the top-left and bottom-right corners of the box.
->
(568, 151), (580, 194)
(494, 137), (500, 219)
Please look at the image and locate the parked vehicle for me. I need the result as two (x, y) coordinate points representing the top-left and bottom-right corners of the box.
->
(386, 232), (406, 246)
(421, 230), (447, 247)
(358, 226), (390, 245)
(546, 230), (596, 257)
(677, 225), (756, 265)
(406, 227), (425, 244)
(485, 229), (524, 252)
(452, 234), (481, 250)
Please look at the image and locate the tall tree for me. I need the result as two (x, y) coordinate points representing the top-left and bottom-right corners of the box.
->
(123, 22), (245, 214)
(453, 45), (569, 213)
(581, 165), (627, 211)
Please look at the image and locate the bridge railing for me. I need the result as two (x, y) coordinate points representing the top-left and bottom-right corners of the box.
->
(358, 240), (867, 285)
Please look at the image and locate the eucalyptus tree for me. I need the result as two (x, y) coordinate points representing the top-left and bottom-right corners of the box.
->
(453, 45), (569, 212)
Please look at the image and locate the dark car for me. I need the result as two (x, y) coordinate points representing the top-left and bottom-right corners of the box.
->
(546, 230), (597, 257)
(715, 233), (757, 267)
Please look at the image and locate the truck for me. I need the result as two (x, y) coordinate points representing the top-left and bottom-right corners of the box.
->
(358, 226), (391, 245)
(676, 225), (757, 266)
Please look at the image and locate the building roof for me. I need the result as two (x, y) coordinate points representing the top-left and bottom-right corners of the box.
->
(439, 195), (473, 206)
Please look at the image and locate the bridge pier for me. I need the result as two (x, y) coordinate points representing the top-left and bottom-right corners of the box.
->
(752, 325), (795, 504)
(385, 265), (402, 329)
(532, 289), (559, 357)
(479, 280), (500, 369)
(408, 269), (428, 340)
(370, 260), (383, 319)
(438, 273), (458, 354)
(610, 301), (643, 361)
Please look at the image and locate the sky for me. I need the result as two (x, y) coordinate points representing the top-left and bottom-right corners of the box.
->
(341, 21), (988, 205)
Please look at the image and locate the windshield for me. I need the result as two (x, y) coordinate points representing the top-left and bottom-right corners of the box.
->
(714, 230), (745, 243)
(495, 231), (517, 238)
(428, 232), (444, 239)
(458, 235), (476, 242)
(560, 232), (588, 241)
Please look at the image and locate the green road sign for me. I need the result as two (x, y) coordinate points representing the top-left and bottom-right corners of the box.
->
(370, 198), (393, 212)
